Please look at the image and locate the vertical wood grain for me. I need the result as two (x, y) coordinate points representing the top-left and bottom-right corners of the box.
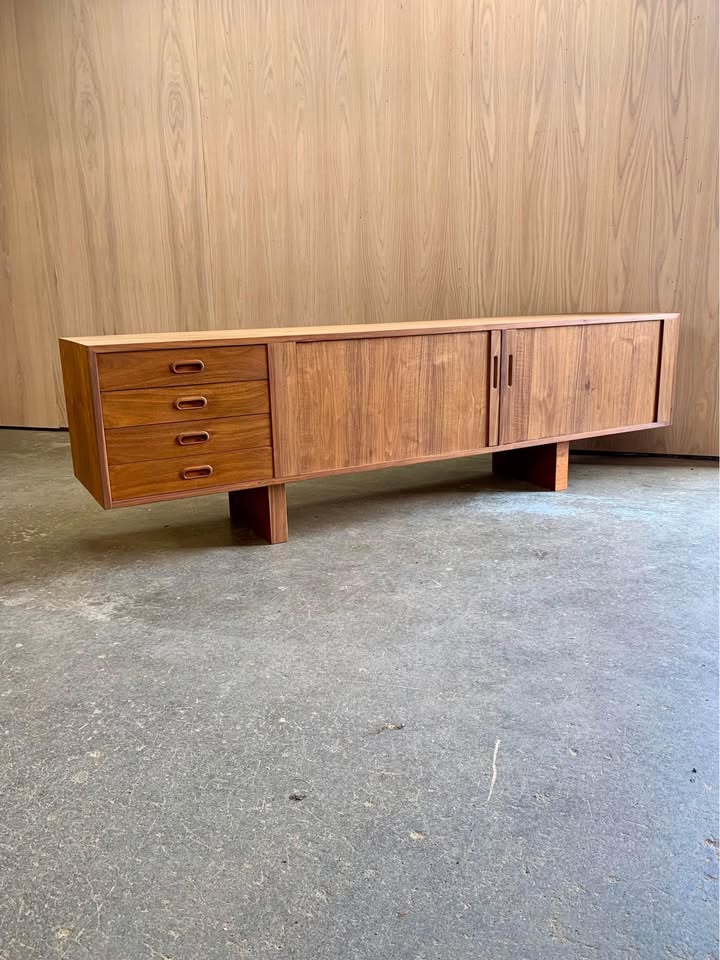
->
(488, 329), (502, 446)
(499, 321), (662, 444)
(0, 0), (717, 454)
(0, 2), (60, 426)
(3, 0), (214, 426)
(267, 341), (300, 478)
(290, 333), (491, 474)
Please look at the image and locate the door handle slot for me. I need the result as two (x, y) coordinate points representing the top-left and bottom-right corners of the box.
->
(171, 359), (205, 374)
(181, 464), (213, 480)
(174, 396), (208, 411)
(508, 354), (514, 387)
(177, 430), (210, 446)
(492, 355), (499, 389)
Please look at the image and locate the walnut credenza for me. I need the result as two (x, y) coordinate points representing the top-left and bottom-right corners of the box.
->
(60, 313), (679, 543)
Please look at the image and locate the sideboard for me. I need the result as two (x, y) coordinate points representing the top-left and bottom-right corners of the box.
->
(60, 313), (679, 543)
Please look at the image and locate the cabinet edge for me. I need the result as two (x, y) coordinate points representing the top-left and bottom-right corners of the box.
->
(656, 315), (681, 424)
(59, 340), (111, 507)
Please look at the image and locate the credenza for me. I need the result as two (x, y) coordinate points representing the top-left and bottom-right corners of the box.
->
(60, 313), (679, 543)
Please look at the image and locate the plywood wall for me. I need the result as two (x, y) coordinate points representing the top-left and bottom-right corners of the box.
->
(1, 0), (717, 454)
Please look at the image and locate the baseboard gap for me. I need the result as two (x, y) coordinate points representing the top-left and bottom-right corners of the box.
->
(572, 449), (718, 463)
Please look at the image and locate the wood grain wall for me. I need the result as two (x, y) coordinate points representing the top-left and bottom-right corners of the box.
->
(1, 0), (717, 454)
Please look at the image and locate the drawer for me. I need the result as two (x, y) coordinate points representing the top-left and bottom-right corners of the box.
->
(105, 415), (272, 465)
(101, 381), (270, 428)
(109, 447), (273, 501)
(97, 345), (268, 390)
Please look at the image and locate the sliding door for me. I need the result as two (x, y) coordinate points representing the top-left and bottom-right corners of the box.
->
(282, 332), (499, 475)
(498, 321), (662, 445)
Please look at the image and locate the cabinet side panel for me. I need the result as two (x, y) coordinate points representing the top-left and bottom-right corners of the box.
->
(656, 315), (680, 423)
(292, 333), (491, 474)
(59, 340), (109, 506)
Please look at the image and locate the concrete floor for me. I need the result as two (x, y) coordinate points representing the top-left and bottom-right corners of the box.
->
(0, 428), (717, 960)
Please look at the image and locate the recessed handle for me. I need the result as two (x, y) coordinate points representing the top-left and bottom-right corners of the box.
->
(177, 430), (210, 446)
(507, 354), (514, 387)
(181, 464), (213, 480)
(171, 359), (205, 374)
(174, 395), (208, 411)
(492, 355), (499, 389)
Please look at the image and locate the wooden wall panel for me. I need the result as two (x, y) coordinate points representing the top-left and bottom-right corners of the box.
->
(0, 0), (717, 454)
(0, 2), (60, 425)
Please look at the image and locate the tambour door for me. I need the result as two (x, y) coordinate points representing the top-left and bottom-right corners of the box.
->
(285, 332), (500, 475)
(498, 320), (662, 445)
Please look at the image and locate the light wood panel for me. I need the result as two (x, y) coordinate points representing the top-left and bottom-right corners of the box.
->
(1, 0), (717, 454)
(0, 2), (60, 426)
(65, 313), (672, 349)
(290, 333), (493, 473)
(499, 320), (662, 444)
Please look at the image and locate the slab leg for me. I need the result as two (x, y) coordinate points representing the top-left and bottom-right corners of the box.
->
(229, 484), (288, 543)
(492, 441), (569, 491)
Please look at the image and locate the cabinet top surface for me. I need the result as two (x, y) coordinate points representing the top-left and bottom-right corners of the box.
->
(62, 312), (678, 352)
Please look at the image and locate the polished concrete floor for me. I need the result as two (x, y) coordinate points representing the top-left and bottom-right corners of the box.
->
(0, 428), (718, 960)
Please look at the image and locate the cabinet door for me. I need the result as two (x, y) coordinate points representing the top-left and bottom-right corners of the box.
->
(284, 332), (499, 475)
(499, 320), (662, 445)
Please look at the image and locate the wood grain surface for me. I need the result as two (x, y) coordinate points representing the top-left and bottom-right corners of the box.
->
(499, 320), (662, 444)
(97, 345), (268, 390)
(109, 446), (273, 501)
(290, 333), (492, 473)
(64, 312), (673, 349)
(104, 414), (272, 465)
(101, 381), (270, 428)
(1, 0), (717, 455)
(58, 339), (109, 506)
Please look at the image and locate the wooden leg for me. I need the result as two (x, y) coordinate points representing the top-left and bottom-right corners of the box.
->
(228, 484), (288, 543)
(492, 441), (569, 491)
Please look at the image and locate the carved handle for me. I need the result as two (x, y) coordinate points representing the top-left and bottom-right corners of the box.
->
(177, 430), (210, 446)
(181, 464), (213, 480)
(507, 354), (514, 387)
(171, 359), (205, 374)
(174, 396), (208, 411)
(492, 355), (499, 389)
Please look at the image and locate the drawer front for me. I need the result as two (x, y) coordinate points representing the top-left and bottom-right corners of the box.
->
(105, 415), (272, 465)
(97, 345), (268, 390)
(109, 447), (273, 501)
(102, 381), (270, 428)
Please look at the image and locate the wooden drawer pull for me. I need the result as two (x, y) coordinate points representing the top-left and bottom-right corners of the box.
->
(181, 464), (213, 480)
(177, 430), (210, 446)
(171, 359), (205, 374)
(174, 395), (208, 410)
